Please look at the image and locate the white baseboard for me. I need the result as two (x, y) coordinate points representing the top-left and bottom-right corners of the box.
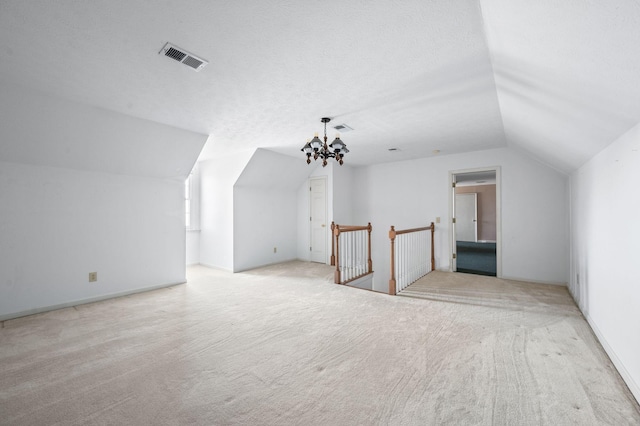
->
(198, 262), (233, 272)
(0, 281), (185, 322)
(585, 313), (640, 404)
(499, 274), (567, 287)
(233, 258), (298, 273)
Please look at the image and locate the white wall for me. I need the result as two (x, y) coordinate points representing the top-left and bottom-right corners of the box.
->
(352, 147), (569, 293)
(0, 161), (187, 319)
(0, 84), (206, 320)
(333, 163), (355, 225)
(186, 232), (200, 265)
(569, 122), (640, 401)
(199, 148), (311, 272)
(234, 187), (298, 271)
(232, 149), (311, 271)
(198, 150), (253, 271)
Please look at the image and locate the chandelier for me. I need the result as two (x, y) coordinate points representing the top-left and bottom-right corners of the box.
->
(301, 117), (349, 167)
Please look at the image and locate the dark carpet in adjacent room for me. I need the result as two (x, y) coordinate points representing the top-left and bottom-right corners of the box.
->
(456, 241), (496, 276)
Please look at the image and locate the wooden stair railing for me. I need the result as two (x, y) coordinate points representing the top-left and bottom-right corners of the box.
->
(332, 222), (373, 284)
(389, 222), (435, 295)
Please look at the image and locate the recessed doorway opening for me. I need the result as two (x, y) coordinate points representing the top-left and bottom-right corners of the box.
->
(450, 168), (501, 277)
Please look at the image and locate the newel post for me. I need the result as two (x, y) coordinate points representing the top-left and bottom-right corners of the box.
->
(334, 225), (341, 284)
(330, 221), (336, 266)
(389, 226), (397, 295)
(367, 222), (373, 274)
(430, 222), (435, 272)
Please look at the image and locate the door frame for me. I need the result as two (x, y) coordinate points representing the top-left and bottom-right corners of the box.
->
(309, 176), (328, 264)
(449, 166), (502, 277)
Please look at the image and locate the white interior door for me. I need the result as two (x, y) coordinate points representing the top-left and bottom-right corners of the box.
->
(455, 193), (477, 242)
(310, 177), (327, 263)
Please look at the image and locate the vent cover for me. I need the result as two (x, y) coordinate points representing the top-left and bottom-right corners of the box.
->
(333, 124), (353, 132)
(159, 42), (208, 72)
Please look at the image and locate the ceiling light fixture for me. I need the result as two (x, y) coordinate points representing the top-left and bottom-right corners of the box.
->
(301, 117), (349, 167)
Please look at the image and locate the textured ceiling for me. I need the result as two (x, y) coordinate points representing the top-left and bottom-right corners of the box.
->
(1, 0), (639, 173)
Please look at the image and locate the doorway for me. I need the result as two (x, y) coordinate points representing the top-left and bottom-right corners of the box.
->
(309, 177), (327, 263)
(451, 168), (500, 277)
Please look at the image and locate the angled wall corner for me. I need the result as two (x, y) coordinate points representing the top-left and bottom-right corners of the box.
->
(198, 149), (254, 272)
(233, 149), (312, 272)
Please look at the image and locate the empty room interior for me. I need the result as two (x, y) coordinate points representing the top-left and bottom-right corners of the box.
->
(1, 1), (640, 424)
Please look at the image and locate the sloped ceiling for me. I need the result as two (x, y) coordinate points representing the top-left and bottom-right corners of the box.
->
(1, 0), (638, 174)
(235, 148), (315, 189)
(0, 81), (206, 179)
(481, 0), (640, 172)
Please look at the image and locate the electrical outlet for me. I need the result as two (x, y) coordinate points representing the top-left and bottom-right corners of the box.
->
(436, 217), (441, 223)
(273, 247), (277, 253)
(89, 272), (97, 282)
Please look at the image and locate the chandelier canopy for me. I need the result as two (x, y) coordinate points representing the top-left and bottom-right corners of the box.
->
(301, 117), (349, 167)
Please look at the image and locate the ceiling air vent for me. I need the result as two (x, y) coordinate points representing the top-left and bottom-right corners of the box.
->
(159, 42), (208, 72)
(333, 124), (353, 132)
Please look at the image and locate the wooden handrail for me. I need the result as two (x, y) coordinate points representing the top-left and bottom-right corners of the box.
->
(334, 225), (371, 233)
(389, 222), (435, 295)
(394, 225), (433, 235)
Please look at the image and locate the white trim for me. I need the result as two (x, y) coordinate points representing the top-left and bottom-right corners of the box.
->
(449, 171), (457, 271)
(232, 257), (299, 273)
(499, 275), (567, 287)
(0, 281), (185, 322)
(199, 262), (233, 273)
(585, 314), (640, 404)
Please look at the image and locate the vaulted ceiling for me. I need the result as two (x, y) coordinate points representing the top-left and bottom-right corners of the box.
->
(1, 0), (639, 174)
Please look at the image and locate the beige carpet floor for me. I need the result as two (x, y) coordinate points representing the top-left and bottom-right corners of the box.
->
(400, 271), (577, 313)
(1, 261), (639, 425)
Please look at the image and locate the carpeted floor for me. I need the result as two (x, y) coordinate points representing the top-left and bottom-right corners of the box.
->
(400, 270), (571, 312)
(1, 261), (639, 425)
